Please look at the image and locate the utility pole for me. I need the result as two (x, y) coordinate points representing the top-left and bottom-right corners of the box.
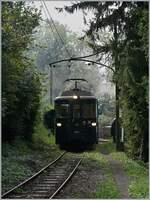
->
(114, 20), (122, 151)
(50, 65), (53, 105)
(115, 83), (121, 150)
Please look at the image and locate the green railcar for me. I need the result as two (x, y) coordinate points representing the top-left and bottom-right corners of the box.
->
(54, 79), (99, 149)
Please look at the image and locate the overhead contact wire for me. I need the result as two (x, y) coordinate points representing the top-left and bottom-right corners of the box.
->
(42, 1), (61, 51)
(42, 0), (72, 59)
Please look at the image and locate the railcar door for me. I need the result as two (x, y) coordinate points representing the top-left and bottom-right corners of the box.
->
(70, 102), (83, 142)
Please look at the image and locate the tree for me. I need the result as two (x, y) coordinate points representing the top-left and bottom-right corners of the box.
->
(57, 1), (130, 150)
(2, 2), (41, 141)
(118, 3), (148, 162)
(28, 20), (103, 107)
(57, 1), (148, 161)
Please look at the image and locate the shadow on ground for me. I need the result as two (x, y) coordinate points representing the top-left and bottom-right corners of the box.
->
(59, 143), (96, 153)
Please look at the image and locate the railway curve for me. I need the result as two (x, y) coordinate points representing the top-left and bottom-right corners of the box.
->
(2, 152), (83, 199)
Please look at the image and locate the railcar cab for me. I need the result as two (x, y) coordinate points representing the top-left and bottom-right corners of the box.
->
(54, 79), (98, 147)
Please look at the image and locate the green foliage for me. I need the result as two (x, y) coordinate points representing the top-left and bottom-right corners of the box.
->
(32, 123), (57, 151)
(2, 2), (41, 141)
(111, 152), (149, 198)
(95, 176), (121, 199)
(2, 137), (31, 158)
(118, 6), (148, 161)
(2, 138), (33, 189)
(98, 94), (115, 127)
(89, 140), (148, 199)
(129, 178), (148, 198)
(43, 104), (54, 113)
(98, 139), (116, 153)
(62, 2), (148, 162)
(92, 161), (121, 198)
(2, 157), (32, 186)
(43, 109), (55, 131)
(111, 152), (148, 177)
(99, 114), (113, 127)
(2, 132), (61, 193)
(29, 20), (101, 106)
(137, 6), (149, 60)
(83, 146), (121, 199)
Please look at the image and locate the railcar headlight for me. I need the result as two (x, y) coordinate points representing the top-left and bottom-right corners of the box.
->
(91, 122), (96, 126)
(56, 123), (62, 127)
(73, 95), (78, 99)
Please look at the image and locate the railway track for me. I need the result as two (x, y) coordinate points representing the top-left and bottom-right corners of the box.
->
(2, 152), (83, 199)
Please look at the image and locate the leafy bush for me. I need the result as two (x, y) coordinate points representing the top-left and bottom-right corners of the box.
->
(2, 2), (41, 141)
(2, 128), (60, 193)
(99, 114), (113, 127)
(32, 123), (56, 150)
(2, 137), (31, 157)
(2, 158), (32, 185)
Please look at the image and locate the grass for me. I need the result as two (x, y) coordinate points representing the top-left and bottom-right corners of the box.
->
(82, 145), (121, 199)
(94, 146), (121, 199)
(2, 129), (148, 199)
(129, 177), (149, 198)
(98, 139), (116, 153)
(2, 123), (62, 193)
(2, 157), (32, 184)
(111, 151), (149, 198)
(95, 178), (121, 199)
(93, 140), (149, 199)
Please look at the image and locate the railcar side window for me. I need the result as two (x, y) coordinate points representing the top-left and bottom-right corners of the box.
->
(55, 104), (70, 118)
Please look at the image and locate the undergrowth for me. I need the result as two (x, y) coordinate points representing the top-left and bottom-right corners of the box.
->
(98, 139), (116, 153)
(94, 146), (121, 199)
(111, 151), (149, 198)
(2, 130), (148, 199)
(83, 146), (121, 199)
(100, 139), (149, 199)
(2, 122), (61, 193)
(32, 123), (59, 152)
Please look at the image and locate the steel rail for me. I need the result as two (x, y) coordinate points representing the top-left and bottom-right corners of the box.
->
(1, 151), (66, 198)
(49, 157), (83, 199)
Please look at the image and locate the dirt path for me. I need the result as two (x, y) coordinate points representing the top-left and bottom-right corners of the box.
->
(55, 144), (130, 199)
(107, 155), (129, 198)
(100, 147), (129, 199)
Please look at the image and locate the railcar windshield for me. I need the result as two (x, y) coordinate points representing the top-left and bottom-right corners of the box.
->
(55, 99), (97, 119)
(55, 102), (70, 118)
(72, 104), (80, 118)
(81, 100), (96, 118)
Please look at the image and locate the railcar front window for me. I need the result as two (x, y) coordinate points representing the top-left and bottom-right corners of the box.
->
(82, 102), (96, 118)
(55, 104), (69, 118)
(73, 104), (80, 118)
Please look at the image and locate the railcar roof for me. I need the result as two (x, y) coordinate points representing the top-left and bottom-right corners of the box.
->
(55, 96), (97, 101)
(61, 89), (93, 96)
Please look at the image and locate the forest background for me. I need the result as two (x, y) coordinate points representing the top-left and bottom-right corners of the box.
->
(2, 1), (148, 164)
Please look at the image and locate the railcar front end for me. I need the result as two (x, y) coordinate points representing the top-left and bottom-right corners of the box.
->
(54, 96), (98, 148)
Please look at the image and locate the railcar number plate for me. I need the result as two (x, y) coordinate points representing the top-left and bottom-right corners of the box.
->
(74, 130), (80, 133)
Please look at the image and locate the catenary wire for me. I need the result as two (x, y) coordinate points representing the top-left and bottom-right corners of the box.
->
(42, 0), (72, 58)
(42, 1), (62, 52)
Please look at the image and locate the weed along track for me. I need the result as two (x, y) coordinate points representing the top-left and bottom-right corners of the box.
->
(2, 152), (83, 199)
